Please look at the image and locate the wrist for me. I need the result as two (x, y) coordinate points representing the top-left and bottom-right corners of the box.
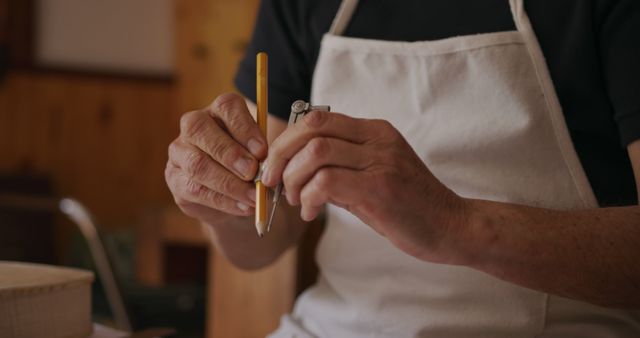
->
(450, 198), (499, 268)
(433, 195), (488, 267)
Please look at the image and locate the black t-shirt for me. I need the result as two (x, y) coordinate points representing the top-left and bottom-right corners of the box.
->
(235, 0), (640, 206)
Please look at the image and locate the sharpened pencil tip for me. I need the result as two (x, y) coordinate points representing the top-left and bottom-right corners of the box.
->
(258, 232), (264, 238)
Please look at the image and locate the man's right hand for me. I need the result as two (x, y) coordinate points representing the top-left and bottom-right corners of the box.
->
(165, 93), (267, 225)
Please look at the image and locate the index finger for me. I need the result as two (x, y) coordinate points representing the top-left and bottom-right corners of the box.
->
(209, 93), (268, 159)
(262, 110), (373, 186)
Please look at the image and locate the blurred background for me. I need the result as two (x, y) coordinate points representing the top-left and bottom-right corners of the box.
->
(0, 0), (310, 337)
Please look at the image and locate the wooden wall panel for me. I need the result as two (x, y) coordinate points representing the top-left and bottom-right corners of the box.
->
(0, 71), (175, 227)
(175, 0), (257, 112)
(175, 0), (297, 337)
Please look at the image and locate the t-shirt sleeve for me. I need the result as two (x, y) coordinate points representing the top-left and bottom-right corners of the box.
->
(234, 0), (313, 121)
(597, 0), (640, 146)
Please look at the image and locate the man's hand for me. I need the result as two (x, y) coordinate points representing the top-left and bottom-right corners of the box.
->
(261, 110), (468, 263)
(166, 93), (267, 225)
(165, 92), (306, 270)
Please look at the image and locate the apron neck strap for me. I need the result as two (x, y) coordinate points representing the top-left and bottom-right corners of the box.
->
(509, 0), (527, 32)
(328, 0), (360, 36)
(328, 0), (527, 37)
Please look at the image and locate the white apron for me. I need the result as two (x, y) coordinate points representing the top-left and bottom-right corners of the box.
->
(269, 0), (640, 337)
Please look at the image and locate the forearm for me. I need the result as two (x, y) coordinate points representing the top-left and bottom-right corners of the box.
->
(204, 202), (306, 270)
(458, 199), (640, 308)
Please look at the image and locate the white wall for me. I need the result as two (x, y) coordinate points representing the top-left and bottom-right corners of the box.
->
(35, 0), (174, 76)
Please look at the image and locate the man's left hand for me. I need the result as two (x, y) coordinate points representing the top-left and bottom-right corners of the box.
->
(261, 110), (469, 263)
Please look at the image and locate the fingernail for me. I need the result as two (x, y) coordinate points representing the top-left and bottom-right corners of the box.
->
(247, 138), (263, 157)
(261, 164), (270, 185)
(237, 202), (250, 211)
(248, 188), (256, 202)
(233, 157), (252, 178)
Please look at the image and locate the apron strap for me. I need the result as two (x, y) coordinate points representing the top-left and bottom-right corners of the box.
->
(509, 0), (599, 207)
(329, 0), (360, 36)
(509, 0), (525, 31)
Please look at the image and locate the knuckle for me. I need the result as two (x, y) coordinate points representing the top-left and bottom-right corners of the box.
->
(207, 135), (230, 162)
(186, 179), (205, 197)
(303, 110), (329, 129)
(180, 111), (208, 139)
(372, 118), (392, 128)
(269, 139), (284, 159)
(197, 186), (225, 209)
(179, 112), (194, 132)
(370, 118), (387, 129)
(306, 138), (331, 159)
(185, 151), (208, 178)
(300, 188), (312, 206)
(209, 191), (226, 207)
(233, 119), (254, 136)
(282, 169), (295, 189)
(375, 119), (399, 138)
(211, 93), (243, 116)
(314, 169), (333, 191)
(301, 174), (325, 206)
(217, 175), (235, 195)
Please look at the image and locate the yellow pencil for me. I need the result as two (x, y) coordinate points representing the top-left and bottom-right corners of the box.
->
(255, 52), (268, 237)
